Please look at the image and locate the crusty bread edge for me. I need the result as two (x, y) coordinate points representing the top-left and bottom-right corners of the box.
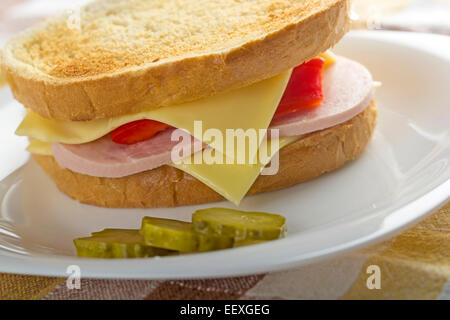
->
(32, 101), (377, 208)
(0, 49), (7, 88)
(3, 0), (350, 120)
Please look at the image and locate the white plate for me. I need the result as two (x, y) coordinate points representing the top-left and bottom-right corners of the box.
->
(0, 31), (449, 279)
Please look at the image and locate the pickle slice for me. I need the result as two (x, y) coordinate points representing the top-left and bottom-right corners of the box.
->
(141, 217), (234, 253)
(74, 229), (175, 259)
(192, 208), (286, 241)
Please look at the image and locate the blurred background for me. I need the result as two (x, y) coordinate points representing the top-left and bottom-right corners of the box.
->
(353, 0), (450, 34)
(0, 0), (449, 45)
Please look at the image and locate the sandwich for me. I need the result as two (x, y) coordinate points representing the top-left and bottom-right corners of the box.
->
(1, 0), (377, 208)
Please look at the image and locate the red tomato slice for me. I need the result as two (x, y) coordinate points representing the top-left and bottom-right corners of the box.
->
(111, 120), (170, 145)
(275, 58), (325, 116)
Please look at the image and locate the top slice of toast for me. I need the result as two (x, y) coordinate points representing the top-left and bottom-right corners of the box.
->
(2, 0), (350, 120)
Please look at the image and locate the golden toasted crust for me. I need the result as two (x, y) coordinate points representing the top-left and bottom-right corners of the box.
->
(0, 51), (6, 88)
(3, 0), (350, 120)
(32, 102), (377, 208)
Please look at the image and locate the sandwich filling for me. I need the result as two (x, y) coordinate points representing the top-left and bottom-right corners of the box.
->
(18, 53), (375, 204)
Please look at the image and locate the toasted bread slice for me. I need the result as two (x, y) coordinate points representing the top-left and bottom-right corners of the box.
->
(0, 72), (5, 88)
(2, 0), (350, 121)
(0, 50), (6, 88)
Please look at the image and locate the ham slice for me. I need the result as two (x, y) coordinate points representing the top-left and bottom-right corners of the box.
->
(271, 56), (374, 136)
(52, 56), (374, 178)
(52, 128), (203, 178)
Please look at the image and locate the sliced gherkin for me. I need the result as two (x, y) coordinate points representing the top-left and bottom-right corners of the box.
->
(74, 229), (176, 259)
(192, 208), (286, 241)
(141, 217), (234, 253)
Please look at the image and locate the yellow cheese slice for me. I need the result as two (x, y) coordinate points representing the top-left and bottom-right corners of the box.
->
(171, 136), (298, 205)
(16, 70), (292, 158)
(27, 139), (53, 156)
(318, 51), (337, 69)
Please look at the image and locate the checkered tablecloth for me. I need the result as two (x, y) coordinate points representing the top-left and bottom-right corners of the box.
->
(0, 0), (449, 300)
